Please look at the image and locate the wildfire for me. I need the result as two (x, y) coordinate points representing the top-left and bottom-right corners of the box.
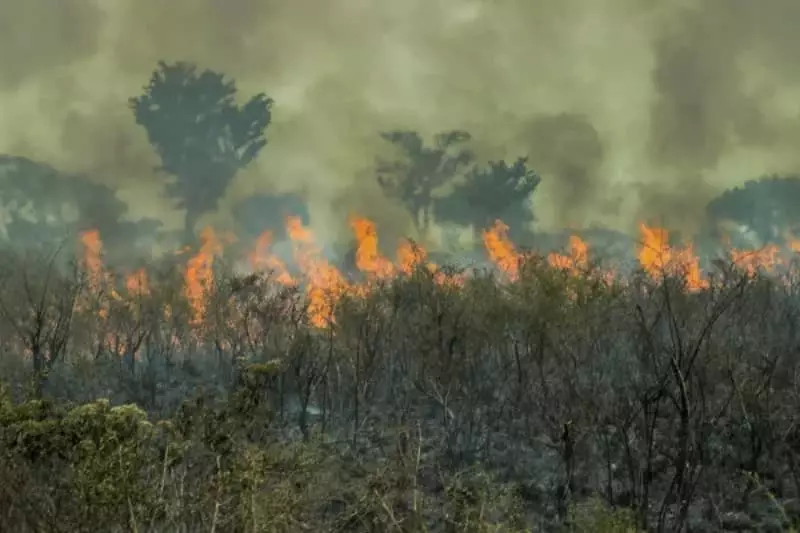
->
(126, 268), (150, 297)
(547, 235), (589, 275)
(79, 229), (105, 293)
(397, 240), (426, 275)
(285, 216), (349, 328)
(79, 229), (121, 319)
(482, 220), (520, 280)
(729, 245), (781, 276)
(71, 214), (800, 338)
(249, 230), (294, 285)
(184, 227), (223, 325)
(637, 224), (708, 291)
(350, 216), (395, 280)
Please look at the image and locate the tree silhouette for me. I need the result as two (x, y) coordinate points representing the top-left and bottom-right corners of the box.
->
(129, 61), (273, 244)
(0, 155), (158, 253)
(376, 130), (474, 234)
(434, 157), (541, 233)
(706, 174), (800, 245)
(234, 192), (309, 241)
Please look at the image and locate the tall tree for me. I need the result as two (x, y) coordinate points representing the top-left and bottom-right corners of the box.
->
(434, 157), (541, 233)
(130, 61), (273, 244)
(705, 174), (800, 246)
(376, 130), (474, 234)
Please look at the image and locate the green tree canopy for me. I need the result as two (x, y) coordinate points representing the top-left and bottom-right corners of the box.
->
(434, 157), (541, 233)
(705, 174), (800, 245)
(0, 155), (162, 261)
(376, 130), (474, 234)
(129, 61), (273, 244)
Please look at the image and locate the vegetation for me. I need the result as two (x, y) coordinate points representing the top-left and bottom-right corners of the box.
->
(4, 59), (800, 533)
(376, 130), (475, 235)
(434, 157), (541, 233)
(0, 155), (162, 254)
(705, 174), (800, 246)
(129, 61), (274, 245)
(1, 242), (800, 532)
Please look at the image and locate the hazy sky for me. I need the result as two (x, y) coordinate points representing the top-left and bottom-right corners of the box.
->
(1, 0), (800, 242)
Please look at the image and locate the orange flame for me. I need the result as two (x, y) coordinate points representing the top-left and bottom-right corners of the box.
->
(638, 224), (708, 290)
(286, 216), (349, 328)
(78, 228), (122, 319)
(79, 229), (105, 292)
(78, 214), (800, 336)
(729, 244), (781, 275)
(184, 227), (223, 326)
(397, 240), (428, 275)
(483, 220), (520, 280)
(249, 230), (295, 285)
(125, 268), (150, 297)
(350, 215), (395, 279)
(547, 235), (589, 275)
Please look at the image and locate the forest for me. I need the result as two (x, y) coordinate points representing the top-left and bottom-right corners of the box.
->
(3, 59), (800, 533)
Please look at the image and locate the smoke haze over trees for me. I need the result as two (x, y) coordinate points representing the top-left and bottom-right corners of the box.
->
(6, 3), (800, 531)
(2, 0), (800, 242)
(129, 61), (273, 245)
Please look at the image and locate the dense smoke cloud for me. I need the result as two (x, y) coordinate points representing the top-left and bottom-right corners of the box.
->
(641, 0), (800, 232)
(1, 0), (800, 242)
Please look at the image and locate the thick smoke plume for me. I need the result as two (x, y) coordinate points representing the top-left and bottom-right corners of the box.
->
(2, 0), (800, 242)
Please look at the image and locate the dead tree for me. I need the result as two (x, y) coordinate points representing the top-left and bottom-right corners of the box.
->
(0, 247), (81, 397)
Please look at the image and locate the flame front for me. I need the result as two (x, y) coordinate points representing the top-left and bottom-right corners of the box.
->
(185, 227), (222, 326)
(249, 230), (294, 285)
(637, 224), (708, 291)
(483, 220), (520, 280)
(79, 229), (105, 293)
(547, 235), (589, 275)
(125, 268), (150, 297)
(72, 214), (800, 337)
(286, 216), (348, 328)
(350, 216), (395, 279)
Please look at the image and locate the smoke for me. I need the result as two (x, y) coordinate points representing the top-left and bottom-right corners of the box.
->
(519, 113), (606, 230)
(639, 0), (800, 233)
(1, 0), (800, 243)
